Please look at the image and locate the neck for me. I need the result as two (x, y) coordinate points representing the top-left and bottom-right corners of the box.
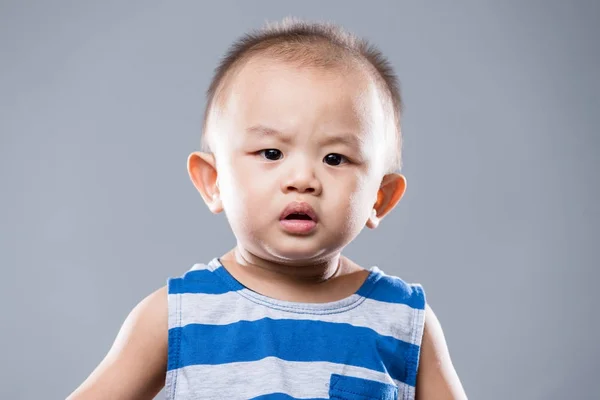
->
(222, 245), (343, 285)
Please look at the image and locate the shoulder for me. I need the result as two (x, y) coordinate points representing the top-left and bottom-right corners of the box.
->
(415, 304), (468, 400)
(368, 268), (467, 398)
(167, 261), (224, 294)
(364, 267), (426, 310)
(67, 286), (169, 399)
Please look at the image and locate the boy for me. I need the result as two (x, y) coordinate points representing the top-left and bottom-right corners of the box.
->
(68, 18), (467, 400)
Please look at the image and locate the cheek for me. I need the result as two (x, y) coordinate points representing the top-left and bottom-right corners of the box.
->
(348, 190), (375, 227)
(218, 159), (272, 218)
(330, 175), (377, 229)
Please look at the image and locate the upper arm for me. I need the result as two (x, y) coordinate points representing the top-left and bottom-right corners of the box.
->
(415, 304), (467, 400)
(67, 286), (169, 400)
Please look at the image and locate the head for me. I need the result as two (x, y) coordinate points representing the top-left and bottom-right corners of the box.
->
(188, 18), (407, 265)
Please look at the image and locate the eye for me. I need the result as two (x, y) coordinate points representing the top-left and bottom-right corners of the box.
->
(323, 153), (348, 166)
(258, 149), (283, 161)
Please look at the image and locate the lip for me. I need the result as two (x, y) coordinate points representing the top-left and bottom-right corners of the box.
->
(279, 201), (319, 235)
(279, 201), (319, 223)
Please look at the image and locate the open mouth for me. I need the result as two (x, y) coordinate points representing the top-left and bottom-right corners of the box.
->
(279, 202), (318, 234)
(280, 201), (318, 222)
(284, 213), (313, 221)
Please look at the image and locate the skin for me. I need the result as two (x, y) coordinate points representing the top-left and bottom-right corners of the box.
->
(67, 56), (467, 399)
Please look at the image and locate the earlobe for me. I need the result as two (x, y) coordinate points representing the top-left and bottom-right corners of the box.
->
(187, 151), (223, 214)
(366, 209), (380, 229)
(365, 173), (406, 229)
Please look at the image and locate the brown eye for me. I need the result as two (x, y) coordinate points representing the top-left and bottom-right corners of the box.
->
(324, 153), (347, 166)
(260, 149), (283, 160)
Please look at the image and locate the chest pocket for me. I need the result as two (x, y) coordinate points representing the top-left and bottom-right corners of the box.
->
(328, 374), (398, 400)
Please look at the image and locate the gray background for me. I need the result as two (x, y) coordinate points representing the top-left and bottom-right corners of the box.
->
(1, 1), (598, 399)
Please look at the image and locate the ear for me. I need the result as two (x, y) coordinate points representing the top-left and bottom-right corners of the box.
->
(187, 151), (223, 214)
(366, 173), (406, 229)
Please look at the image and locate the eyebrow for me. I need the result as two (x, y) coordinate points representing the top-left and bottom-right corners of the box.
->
(319, 134), (363, 149)
(246, 125), (362, 148)
(245, 125), (292, 143)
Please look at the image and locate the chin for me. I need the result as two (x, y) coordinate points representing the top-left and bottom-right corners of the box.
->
(262, 240), (330, 263)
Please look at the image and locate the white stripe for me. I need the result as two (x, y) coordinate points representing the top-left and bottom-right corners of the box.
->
(169, 357), (411, 399)
(168, 291), (423, 346)
(189, 263), (212, 271)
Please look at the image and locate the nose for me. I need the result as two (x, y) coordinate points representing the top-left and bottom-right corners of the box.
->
(281, 157), (322, 195)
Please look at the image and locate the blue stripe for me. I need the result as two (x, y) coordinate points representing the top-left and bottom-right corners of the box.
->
(168, 269), (236, 295)
(170, 265), (425, 311)
(357, 276), (425, 309)
(167, 321), (181, 372)
(167, 318), (419, 387)
(329, 373), (398, 400)
(250, 394), (325, 400)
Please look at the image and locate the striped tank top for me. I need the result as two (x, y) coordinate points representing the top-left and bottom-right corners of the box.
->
(166, 258), (426, 400)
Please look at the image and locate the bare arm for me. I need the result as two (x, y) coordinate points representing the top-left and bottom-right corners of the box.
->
(67, 286), (168, 400)
(415, 304), (467, 400)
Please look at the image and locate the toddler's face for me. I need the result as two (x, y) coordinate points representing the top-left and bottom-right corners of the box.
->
(205, 57), (394, 263)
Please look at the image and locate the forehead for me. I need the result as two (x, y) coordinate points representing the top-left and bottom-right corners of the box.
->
(218, 56), (386, 136)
